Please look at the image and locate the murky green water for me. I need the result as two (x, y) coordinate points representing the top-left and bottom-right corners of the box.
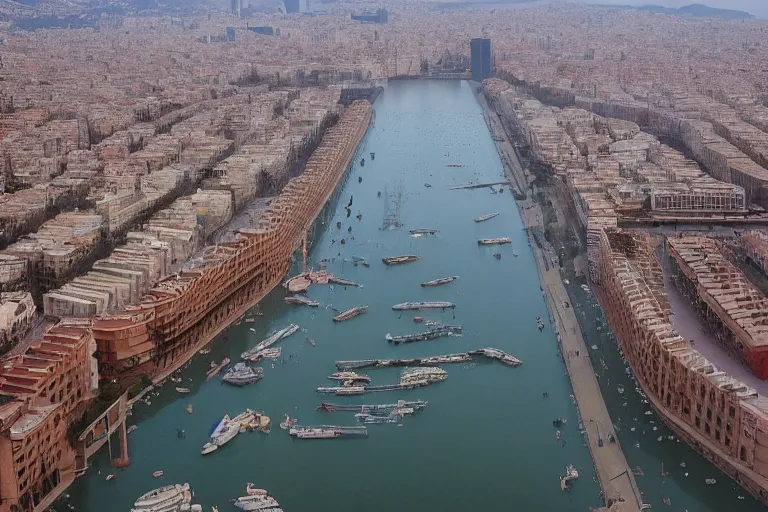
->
(65, 79), (766, 512)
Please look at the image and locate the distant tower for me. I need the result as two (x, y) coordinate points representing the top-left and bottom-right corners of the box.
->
(299, 0), (310, 12)
(470, 38), (492, 82)
(230, 0), (241, 16)
(284, 0), (300, 13)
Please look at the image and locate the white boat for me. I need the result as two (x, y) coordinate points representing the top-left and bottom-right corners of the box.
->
(176, 387), (191, 394)
(474, 212), (500, 222)
(478, 237), (511, 245)
(241, 324), (299, 360)
(222, 363), (263, 387)
(232, 495), (281, 511)
(131, 483), (192, 512)
(392, 301), (455, 311)
(201, 415), (239, 455)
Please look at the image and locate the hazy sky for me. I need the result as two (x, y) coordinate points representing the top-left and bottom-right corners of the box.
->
(584, 0), (768, 18)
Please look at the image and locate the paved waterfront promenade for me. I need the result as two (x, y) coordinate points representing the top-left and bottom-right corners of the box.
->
(478, 89), (642, 511)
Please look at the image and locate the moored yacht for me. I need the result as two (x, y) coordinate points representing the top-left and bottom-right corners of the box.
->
(222, 363), (264, 387)
(131, 483), (193, 512)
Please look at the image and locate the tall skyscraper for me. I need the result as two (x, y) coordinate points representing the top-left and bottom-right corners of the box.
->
(470, 38), (492, 82)
(284, 0), (300, 13)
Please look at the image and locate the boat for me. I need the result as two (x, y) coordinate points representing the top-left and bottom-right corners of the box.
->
(284, 295), (320, 307)
(385, 325), (462, 344)
(131, 483), (193, 511)
(306, 337), (316, 347)
(127, 425), (138, 434)
(392, 301), (455, 311)
(279, 414), (299, 430)
(241, 324), (299, 359)
(199, 347), (211, 355)
(328, 371), (371, 384)
(409, 228), (439, 236)
(560, 465), (579, 491)
(478, 237), (511, 245)
(222, 363), (264, 387)
(355, 413), (401, 424)
(288, 425), (369, 439)
(421, 276), (458, 287)
(176, 387), (191, 394)
(474, 212), (500, 222)
(317, 400), (428, 414)
(244, 347), (282, 362)
(333, 306), (368, 322)
(370, 152), (375, 160)
(350, 255), (370, 267)
(201, 415), (240, 455)
(476, 347), (523, 367)
(232, 494), (281, 511)
(206, 358), (231, 380)
(246, 484), (269, 496)
(382, 255), (420, 265)
(106, 473), (115, 481)
(400, 367), (448, 385)
(153, 470), (164, 478)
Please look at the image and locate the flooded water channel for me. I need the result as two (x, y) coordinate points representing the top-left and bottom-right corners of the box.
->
(65, 80), (764, 512)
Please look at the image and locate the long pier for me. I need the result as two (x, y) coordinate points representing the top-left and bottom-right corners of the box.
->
(335, 348), (521, 371)
(478, 89), (642, 511)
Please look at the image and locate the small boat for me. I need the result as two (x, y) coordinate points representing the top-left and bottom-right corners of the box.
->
(409, 229), (438, 236)
(153, 470), (164, 478)
(513, 250), (519, 257)
(306, 337), (316, 347)
(284, 295), (320, 307)
(279, 415), (299, 430)
(222, 363), (264, 387)
(199, 347), (211, 355)
(176, 387), (191, 394)
(360, 158), (365, 166)
(370, 152), (375, 160)
(244, 347), (282, 362)
(478, 237), (511, 245)
(413, 316), (424, 323)
(382, 255), (420, 265)
(560, 465), (579, 491)
(206, 358), (230, 380)
(333, 306), (369, 322)
(392, 301), (455, 311)
(232, 493), (281, 511)
(127, 425), (138, 434)
(705, 478), (717, 485)
(421, 276), (458, 287)
(474, 212), (500, 222)
(186, 404), (194, 414)
(106, 474), (115, 481)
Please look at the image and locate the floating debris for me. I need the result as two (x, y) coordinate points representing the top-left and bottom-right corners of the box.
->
(421, 276), (458, 287)
(392, 301), (455, 311)
(284, 295), (320, 307)
(385, 325), (463, 344)
(493, 253), (502, 260)
(474, 212), (500, 223)
(383, 255), (420, 265)
(333, 305), (369, 322)
(478, 237), (511, 246)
